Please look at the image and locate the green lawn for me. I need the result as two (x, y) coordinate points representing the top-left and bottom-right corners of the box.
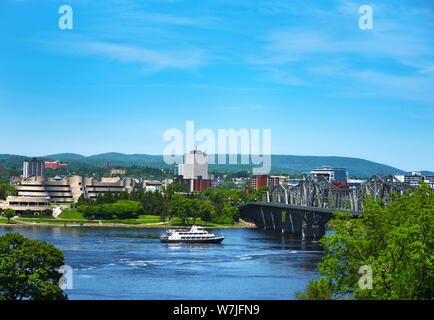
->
(136, 214), (162, 224)
(100, 219), (141, 224)
(16, 213), (163, 225)
(18, 215), (55, 219)
(16, 218), (69, 224)
(98, 215), (162, 224)
(59, 209), (86, 220)
(0, 217), (19, 224)
(138, 214), (161, 219)
(5, 212), (240, 227)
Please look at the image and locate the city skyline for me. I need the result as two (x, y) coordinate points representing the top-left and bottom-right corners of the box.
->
(1, 0), (433, 171)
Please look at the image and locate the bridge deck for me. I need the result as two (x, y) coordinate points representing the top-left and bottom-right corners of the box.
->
(237, 201), (362, 216)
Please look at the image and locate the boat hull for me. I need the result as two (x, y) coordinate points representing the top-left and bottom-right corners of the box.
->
(160, 237), (224, 244)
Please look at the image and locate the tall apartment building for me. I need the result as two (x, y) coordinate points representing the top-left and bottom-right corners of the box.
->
(23, 158), (45, 179)
(175, 150), (211, 192)
(178, 150), (208, 180)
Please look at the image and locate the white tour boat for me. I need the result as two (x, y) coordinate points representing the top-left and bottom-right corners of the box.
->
(160, 225), (224, 243)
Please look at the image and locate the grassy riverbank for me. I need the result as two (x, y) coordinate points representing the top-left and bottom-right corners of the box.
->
(0, 210), (251, 228)
(0, 217), (19, 224)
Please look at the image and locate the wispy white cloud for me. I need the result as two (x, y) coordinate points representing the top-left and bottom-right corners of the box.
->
(81, 41), (205, 71)
(247, 0), (434, 102)
(116, 12), (221, 27)
(38, 39), (206, 71)
(350, 70), (434, 103)
(255, 66), (304, 86)
(255, 28), (433, 66)
(62, 83), (281, 92)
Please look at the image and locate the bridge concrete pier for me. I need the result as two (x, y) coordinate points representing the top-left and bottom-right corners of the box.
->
(237, 201), (354, 240)
(282, 211), (303, 238)
(255, 206), (265, 229)
(270, 208), (282, 232)
(258, 207), (279, 232)
(302, 225), (326, 240)
(263, 207), (274, 231)
(275, 210), (284, 232)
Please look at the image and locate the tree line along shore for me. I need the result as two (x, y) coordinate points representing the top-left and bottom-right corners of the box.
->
(0, 182), (266, 228)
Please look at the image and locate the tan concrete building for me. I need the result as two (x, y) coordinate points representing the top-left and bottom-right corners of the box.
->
(16, 176), (143, 203)
(1, 196), (51, 214)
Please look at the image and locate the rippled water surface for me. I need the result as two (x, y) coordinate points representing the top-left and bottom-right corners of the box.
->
(0, 226), (327, 300)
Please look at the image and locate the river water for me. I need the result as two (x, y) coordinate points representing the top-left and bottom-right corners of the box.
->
(0, 226), (327, 300)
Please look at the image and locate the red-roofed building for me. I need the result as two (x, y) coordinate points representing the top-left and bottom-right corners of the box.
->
(45, 161), (69, 170)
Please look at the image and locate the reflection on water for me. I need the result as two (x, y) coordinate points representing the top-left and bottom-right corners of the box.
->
(0, 226), (327, 300)
(164, 243), (224, 250)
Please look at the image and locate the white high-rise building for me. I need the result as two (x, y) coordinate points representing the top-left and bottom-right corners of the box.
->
(178, 150), (208, 179)
(23, 158), (45, 179)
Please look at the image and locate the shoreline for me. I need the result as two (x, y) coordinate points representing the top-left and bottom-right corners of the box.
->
(0, 219), (257, 229)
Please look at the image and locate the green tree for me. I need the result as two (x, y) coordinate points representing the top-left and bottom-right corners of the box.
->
(0, 184), (18, 200)
(120, 190), (129, 200)
(188, 199), (202, 225)
(163, 182), (188, 201)
(213, 204), (239, 225)
(3, 208), (15, 223)
(296, 182), (433, 300)
(242, 186), (269, 203)
(79, 200), (144, 220)
(0, 233), (67, 300)
(212, 192), (225, 217)
(95, 193), (104, 205)
(160, 198), (170, 222)
(102, 191), (116, 204)
(200, 201), (213, 225)
(169, 194), (188, 225)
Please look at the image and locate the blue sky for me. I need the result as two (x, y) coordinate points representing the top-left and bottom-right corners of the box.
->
(0, 0), (433, 171)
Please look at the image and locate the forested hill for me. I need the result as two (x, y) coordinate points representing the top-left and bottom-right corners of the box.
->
(0, 152), (432, 178)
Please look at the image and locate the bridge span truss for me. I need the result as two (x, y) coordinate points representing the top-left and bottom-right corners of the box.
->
(238, 174), (413, 240)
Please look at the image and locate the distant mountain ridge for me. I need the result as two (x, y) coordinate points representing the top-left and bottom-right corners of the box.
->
(0, 152), (432, 178)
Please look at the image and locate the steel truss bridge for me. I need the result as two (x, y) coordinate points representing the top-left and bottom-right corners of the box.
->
(238, 175), (413, 240)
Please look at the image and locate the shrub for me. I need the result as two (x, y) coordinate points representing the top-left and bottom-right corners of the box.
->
(79, 200), (144, 220)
